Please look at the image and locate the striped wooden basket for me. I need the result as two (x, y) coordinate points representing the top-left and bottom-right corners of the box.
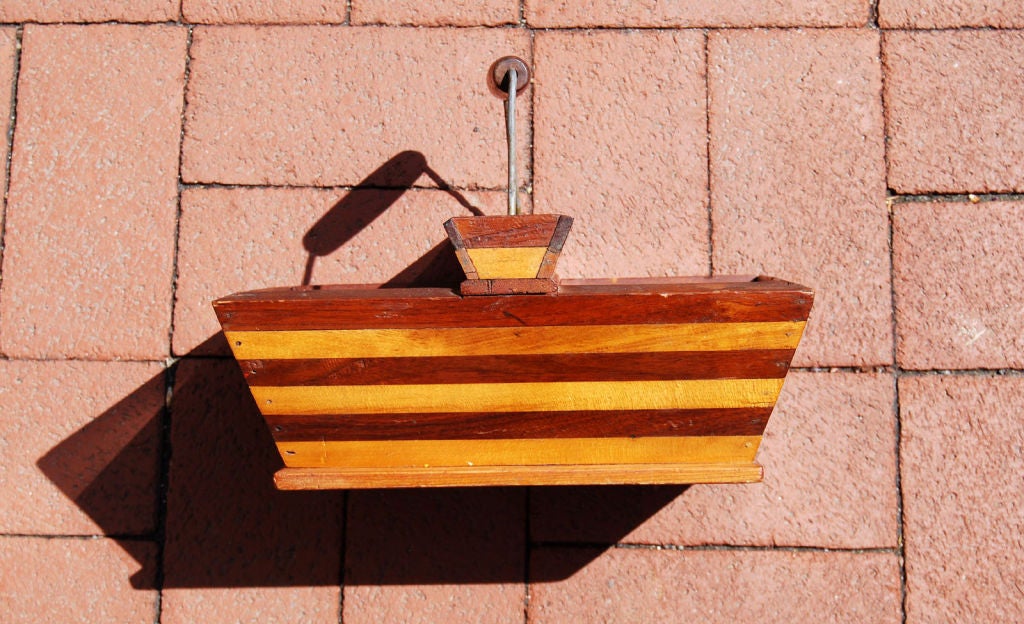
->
(214, 235), (813, 488)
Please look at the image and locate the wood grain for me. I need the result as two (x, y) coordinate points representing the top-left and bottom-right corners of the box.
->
(213, 276), (813, 488)
(536, 215), (574, 279)
(445, 214), (562, 248)
(458, 277), (559, 295)
(465, 247), (549, 278)
(274, 462), (764, 489)
(450, 245), (478, 280)
(226, 322), (806, 360)
(275, 435), (762, 468)
(239, 349), (793, 386)
(265, 407), (773, 441)
(252, 378), (785, 415)
(214, 280), (814, 331)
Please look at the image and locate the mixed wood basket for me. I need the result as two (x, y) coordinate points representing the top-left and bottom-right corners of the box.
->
(212, 57), (813, 489)
(214, 214), (812, 489)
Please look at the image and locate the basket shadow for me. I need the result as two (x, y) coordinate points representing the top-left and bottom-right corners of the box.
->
(35, 152), (687, 588)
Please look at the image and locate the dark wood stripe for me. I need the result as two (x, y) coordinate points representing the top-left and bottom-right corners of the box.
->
(265, 407), (773, 441)
(549, 215), (574, 253)
(214, 278), (813, 331)
(458, 276), (559, 295)
(446, 214), (561, 248)
(240, 349), (793, 386)
(536, 215), (574, 279)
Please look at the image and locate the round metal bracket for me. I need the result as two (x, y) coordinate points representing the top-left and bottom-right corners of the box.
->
(488, 56), (530, 98)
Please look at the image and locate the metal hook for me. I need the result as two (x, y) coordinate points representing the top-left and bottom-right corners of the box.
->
(488, 57), (530, 216)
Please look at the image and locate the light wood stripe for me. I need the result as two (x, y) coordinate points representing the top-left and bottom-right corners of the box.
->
(252, 378), (784, 415)
(274, 462), (764, 489)
(275, 436), (762, 468)
(226, 321), (805, 360)
(466, 247), (548, 279)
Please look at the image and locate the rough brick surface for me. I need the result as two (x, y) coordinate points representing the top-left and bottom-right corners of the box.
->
(894, 201), (1024, 369)
(525, 0), (869, 27)
(0, 537), (157, 624)
(344, 488), (525, 623)
(532, 372), (898, 548)
(900, 376), (1024, 623)
(174, 186), (506, 355)
(0, 0), (177, 22)
(163, 586), (340, 624)
(352, 0), (517, 25)
(530, 548), (902, 622)
(710, 29), (889, 367)
(183, 0), (347, 24)
(1, 8), (1020, 621)
(0, 361), (164, 535)
(1, 25), (186, 359)
(885, 31), (1024, 194)
(534, 31), (708, 278)
(879, 0), (1024, 27)
(344, 584), (524, 624)
(161, 358), (343, 621)
(183, 27), (529, 188)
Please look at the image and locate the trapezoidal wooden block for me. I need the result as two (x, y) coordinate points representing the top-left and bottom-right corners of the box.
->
(213, 275), (813, 489)
(444, 214), (573, 295)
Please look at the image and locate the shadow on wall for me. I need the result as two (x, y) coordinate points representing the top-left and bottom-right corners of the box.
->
(300, 150), (483, 286)
(37, 152), (685, 589)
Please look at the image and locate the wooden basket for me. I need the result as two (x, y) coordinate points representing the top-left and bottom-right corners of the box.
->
(214, 229), (813, 489)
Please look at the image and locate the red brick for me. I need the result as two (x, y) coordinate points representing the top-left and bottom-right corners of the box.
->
(183, 0), (347, 24)
(0, 361), (164, 536)
(531, 372), (898, 548)
(173, 186), (506, 355)
(533, 31), (708, 278)
(879, 0), (1024, 27)
(525, 0), (869, 27)
(884, 31), (1024, 193)
(161, 358), (343, 621)
(0, 536), (157, 623)
(164, 586), (340, 623)
(894, 201), (1024, 369)
(710, 29), (889, 367)
(344, 489), (525, 623)
(529, 548), (901, 622)
(0, 0), (177, 22)
(352, 0), (517, 26)
(182, 27), (529, 188)
(900, 376), (1024, 622)
(1, 25), (186, 359)
(345, 584), (523, 624)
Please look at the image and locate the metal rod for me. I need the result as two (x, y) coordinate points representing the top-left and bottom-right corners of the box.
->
(505, 68), (518, 216)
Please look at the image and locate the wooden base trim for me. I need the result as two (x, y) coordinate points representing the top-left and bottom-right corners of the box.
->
(274, 462), (764, 489)
(459, 277), (559, 295)
(275, 435), (761, 468)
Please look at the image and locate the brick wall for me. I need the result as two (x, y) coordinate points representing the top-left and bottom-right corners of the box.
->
(0, 2), (1022, 622)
